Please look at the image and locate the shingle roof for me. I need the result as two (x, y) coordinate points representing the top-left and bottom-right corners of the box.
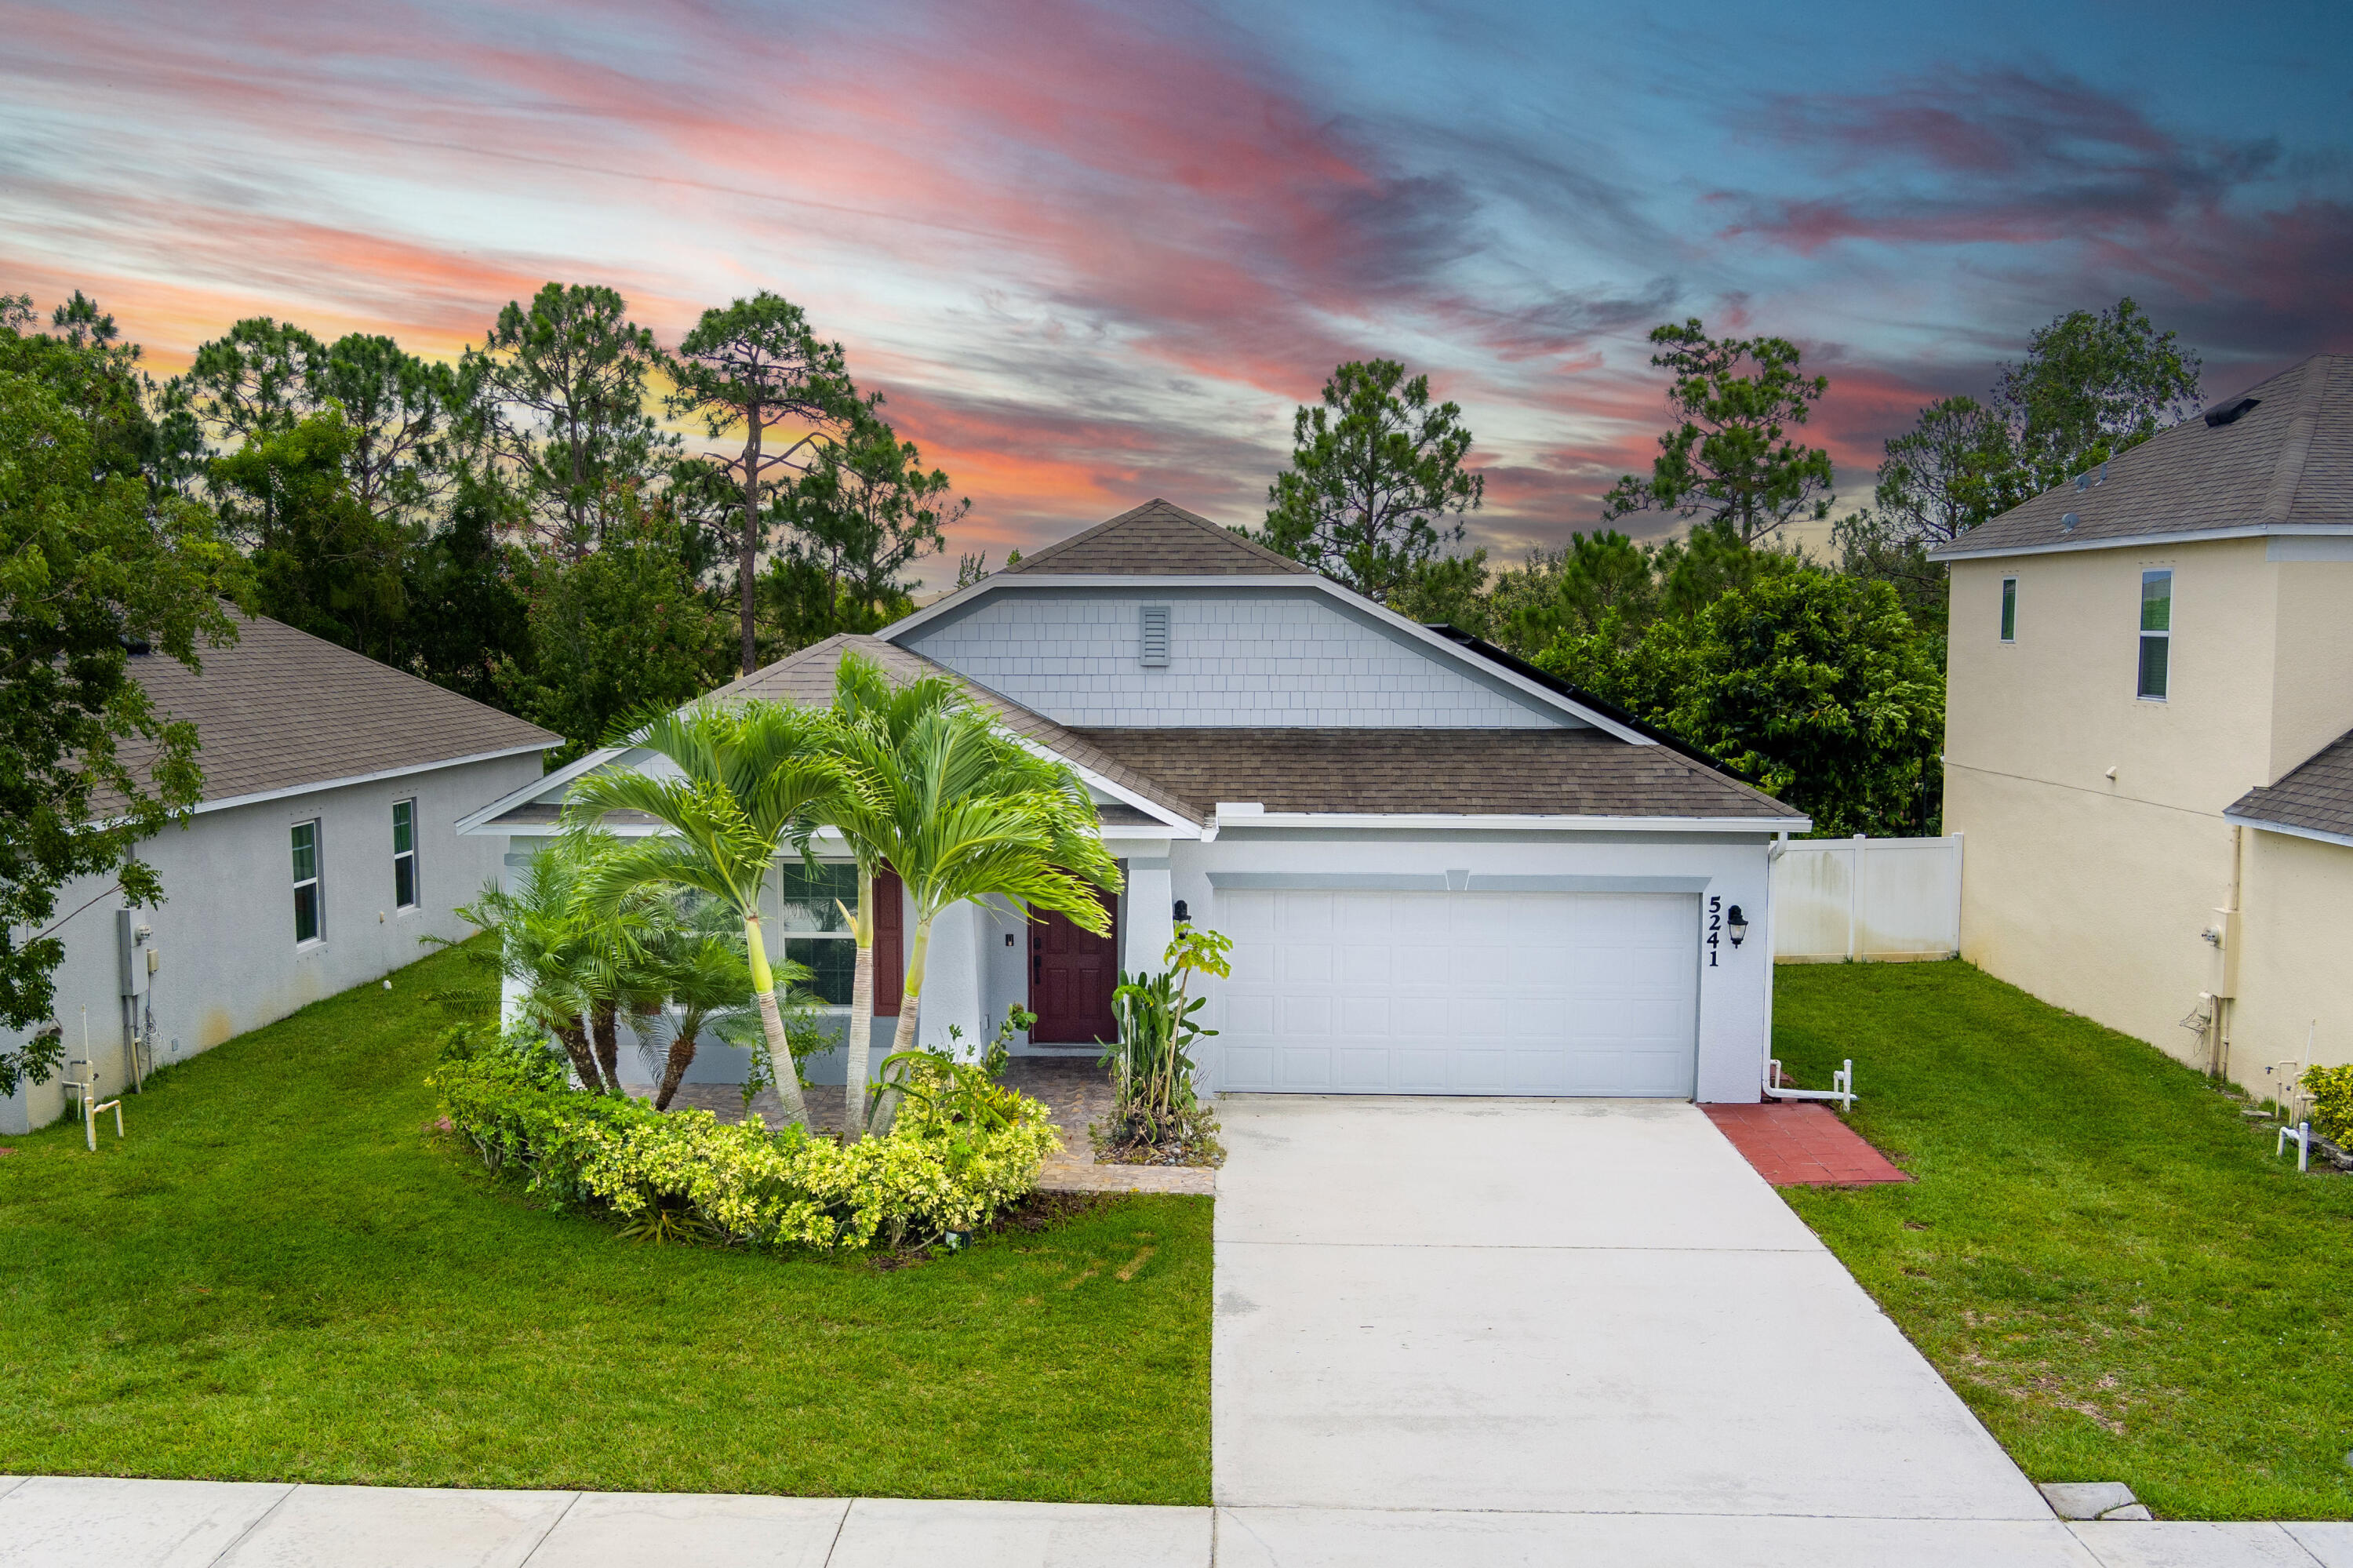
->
(103, 613), (557, 814)
(1001, 499), (1311, 577)
(707, 634), (1208, 827)
(1930, 355), (2353, 558)
(1061, 728), (1804, 820)
(2226, 726), (2353, 842)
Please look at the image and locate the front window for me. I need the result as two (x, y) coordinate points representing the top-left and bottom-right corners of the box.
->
(776, 861), (858, 1004)
(392, 799), (419, 909)
(1999, 577), (2017, 642)
(2137, 569), (2172, 700)
(292, 821), (322, 944)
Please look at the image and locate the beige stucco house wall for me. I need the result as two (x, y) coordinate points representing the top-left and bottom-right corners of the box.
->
(1933, 353), (2353, 1087)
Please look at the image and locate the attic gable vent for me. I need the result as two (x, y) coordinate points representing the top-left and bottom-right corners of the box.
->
(1139, 604), (1171, 668)
(2204, 395), (2260, 427)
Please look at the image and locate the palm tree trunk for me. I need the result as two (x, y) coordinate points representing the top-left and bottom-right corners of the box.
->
(843, 866), (876, 1140)
(742, 911), (811, 1128)
(869, 917), (929, 1137)
(553, 1018), (602, 1093)
(654, 1024), (698, 1111)
(590, 1001), (624, 1094)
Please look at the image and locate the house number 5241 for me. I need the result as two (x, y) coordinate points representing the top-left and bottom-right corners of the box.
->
(1707, 895), (1722, 968)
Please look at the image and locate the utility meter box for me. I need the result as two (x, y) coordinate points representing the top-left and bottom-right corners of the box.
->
(116, 909), (155, 998)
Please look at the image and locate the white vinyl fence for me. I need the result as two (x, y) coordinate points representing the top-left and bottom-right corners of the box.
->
(1772, 835), (1962, 962)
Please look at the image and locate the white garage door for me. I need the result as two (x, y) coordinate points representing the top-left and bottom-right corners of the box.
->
(1216, 890), (1700, 1097)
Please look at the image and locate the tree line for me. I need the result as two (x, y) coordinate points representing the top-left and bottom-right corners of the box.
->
(1245, 300), (2204, 837)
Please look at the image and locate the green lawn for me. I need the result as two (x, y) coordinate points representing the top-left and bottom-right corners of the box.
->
(0, 943), (1210, 1503)
(1774, 961), (2353, 1521)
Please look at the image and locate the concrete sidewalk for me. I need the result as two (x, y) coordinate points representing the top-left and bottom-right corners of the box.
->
(7, 1478), (2350, 1567)
(0, 1478), (1208, 1567)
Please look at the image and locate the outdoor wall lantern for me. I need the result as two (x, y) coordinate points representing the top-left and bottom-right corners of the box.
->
(1726, 905), (1748, 948)
(1173, 899), (1191, 926)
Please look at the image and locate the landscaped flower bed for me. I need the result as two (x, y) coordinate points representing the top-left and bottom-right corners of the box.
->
(435, 1028), (1060, 1252)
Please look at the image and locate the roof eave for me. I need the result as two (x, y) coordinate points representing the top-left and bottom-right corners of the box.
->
(1209, 809), (1809, 835)
(2220, 811), (2353, 850)
(1930, 522), (2353, 562)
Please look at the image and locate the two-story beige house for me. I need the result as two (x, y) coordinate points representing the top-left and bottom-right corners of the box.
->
(1929, 353), (2352, 1086)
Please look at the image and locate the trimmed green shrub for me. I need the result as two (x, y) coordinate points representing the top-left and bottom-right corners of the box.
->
(2301, 1063), (2353, 1147)
(434, 1052), (1060, 1251)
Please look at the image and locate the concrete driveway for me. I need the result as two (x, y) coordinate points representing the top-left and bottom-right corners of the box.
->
(1212, 1097), (2098, 1566)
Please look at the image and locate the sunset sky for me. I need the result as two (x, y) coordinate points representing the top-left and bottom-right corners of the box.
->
(6, 0), (2351, 578)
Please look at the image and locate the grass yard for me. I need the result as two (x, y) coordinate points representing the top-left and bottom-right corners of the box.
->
(0, 942), (1210, 1503)
(1774, 961), (2353, 1521)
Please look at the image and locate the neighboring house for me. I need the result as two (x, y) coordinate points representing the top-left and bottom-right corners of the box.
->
(460, 500), (1807, 1102)
(2, 614), (558, 1135)
(1929, 354), (2353, 1084)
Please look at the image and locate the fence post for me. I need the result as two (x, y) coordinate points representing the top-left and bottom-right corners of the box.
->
(1848, 835), (1866, 960)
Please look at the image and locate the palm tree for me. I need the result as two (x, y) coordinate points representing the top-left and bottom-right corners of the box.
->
(825, 653), (966, 1137)
(846, 696), (1121, 1135)
(635, 893), (783, 1112)
(445, 833), (644, 1094)
(564, 699), (846, 1127)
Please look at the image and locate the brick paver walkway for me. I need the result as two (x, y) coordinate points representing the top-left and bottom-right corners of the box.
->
(1702, 1101), (1909, 1186)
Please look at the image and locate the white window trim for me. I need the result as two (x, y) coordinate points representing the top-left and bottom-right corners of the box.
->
(293, 819), (325, 948)
(392, 798), (420, 911)
(2137, 568), (2173, 702)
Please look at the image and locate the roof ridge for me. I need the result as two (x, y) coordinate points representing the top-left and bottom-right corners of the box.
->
(1002, 498), (1310, 577)
(2260, 355), (2334, 522)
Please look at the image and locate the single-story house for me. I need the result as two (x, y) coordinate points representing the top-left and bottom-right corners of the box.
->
(460, 500), (1807, 1102)
(1929, 353), (2353, 1084)
(2, 614), (558, 1135)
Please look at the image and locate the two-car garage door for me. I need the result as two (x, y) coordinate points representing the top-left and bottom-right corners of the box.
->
(1216, 890), (1700, 1097)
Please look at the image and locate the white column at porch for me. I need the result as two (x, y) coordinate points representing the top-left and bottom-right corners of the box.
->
(1123, 857), (1176, 978)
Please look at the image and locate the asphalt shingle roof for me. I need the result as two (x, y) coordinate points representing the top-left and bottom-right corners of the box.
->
(707, 634), (1209, 827)
(1061, 727), (1804, 820)
(1929, 354), (2353, 558)
(999, 499), (1311, 577)
(104, 613), (557, 815)
(2226, 726), (2353, 842)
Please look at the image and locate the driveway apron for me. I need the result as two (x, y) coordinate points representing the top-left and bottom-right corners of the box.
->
(1212, 1097), (2083, 1564)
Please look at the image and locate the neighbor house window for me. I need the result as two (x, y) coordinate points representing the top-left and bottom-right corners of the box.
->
(392, 799), (419, 909)
(292, 820), (323, 944)
(2137, 569), (2172, 700)
(1999, 577), (2017, 642)
(776, 861), (858, 1005)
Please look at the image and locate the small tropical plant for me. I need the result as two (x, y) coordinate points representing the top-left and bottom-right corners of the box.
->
(2301, 1064), (2353, 1147)
(564, 697), (848, 1126)
(440, 833), (649, 1094)
(1099, 925), (1231, 1162)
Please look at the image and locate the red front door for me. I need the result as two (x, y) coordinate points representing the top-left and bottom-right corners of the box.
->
(1029, 897), (1119, 1044)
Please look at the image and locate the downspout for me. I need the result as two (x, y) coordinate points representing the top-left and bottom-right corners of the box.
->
(2216, 823), (2245, 1079)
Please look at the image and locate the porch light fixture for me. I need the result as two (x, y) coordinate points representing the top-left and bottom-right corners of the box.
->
(1726, 905), (1748, 948)
(1173, 899), (1191, 926)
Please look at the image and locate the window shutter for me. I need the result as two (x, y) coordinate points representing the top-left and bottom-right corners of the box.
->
(1139, 604), (1171, 668)
(873, 868), (906, 1015)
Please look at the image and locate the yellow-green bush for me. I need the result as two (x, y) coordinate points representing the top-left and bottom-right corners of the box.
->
(435, 1046), (1060, 1251)
(2302, 1063), (2353, 1147)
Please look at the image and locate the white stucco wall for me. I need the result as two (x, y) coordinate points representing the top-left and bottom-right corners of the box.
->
(4, 752), (545, 1135)
(899, 587), (1565, 728)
